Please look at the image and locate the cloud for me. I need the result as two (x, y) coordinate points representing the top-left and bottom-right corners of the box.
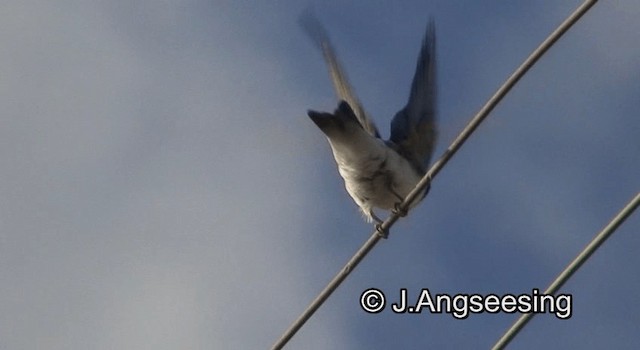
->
(1, 1), (639, 349)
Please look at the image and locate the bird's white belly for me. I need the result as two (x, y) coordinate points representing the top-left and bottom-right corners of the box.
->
(334, 145), (423, 218)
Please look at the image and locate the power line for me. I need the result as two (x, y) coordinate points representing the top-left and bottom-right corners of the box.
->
(492, 192), (640, 349)
(272, 1), (599, 348)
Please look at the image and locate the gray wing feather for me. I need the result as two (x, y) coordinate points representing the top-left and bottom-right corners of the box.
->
(300, 11), (380, 138)
(390, 19), (437, 171)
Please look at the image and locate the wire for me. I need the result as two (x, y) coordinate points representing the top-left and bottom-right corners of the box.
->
(492, 192), (640, 349)
(272, 1), (599, 348)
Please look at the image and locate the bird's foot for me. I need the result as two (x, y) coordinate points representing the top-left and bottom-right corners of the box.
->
(375, 223), (388, 239)
(390, 187), (408, 217)
(369, 210), (384, 225)
(370, 210), (388, 239)
(423, 172), (433, 196)
(392, 203), (408, 217)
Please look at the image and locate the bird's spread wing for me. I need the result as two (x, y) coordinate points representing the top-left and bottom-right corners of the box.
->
(389, 19), (437, 171)
(300, 11), (380, 138)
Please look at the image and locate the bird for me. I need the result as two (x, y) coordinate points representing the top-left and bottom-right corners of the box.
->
(302, 14), (437, 228)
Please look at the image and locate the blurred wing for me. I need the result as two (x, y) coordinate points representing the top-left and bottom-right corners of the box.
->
(300, 11), (380, 138)
(390, 19), (437, 171)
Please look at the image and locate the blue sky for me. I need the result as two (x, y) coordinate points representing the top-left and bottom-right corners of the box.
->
(1, 1), (639, 349)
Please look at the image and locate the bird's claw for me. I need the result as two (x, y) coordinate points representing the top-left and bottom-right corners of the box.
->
(369, 210), (388, 239)
(392, 203), (408, 217)
(369, 210), (384, 225)
(424, 173), (433, 195)
(375, 223), (388, 239)
(390, 187), (408, 217)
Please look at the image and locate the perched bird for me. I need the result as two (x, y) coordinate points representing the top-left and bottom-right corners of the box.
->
(302, 15), (437, 225)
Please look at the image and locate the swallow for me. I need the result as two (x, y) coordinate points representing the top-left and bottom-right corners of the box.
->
(302, 14), (437, 226)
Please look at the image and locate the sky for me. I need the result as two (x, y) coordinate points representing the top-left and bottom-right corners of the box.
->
(1, 0), (639, 349)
